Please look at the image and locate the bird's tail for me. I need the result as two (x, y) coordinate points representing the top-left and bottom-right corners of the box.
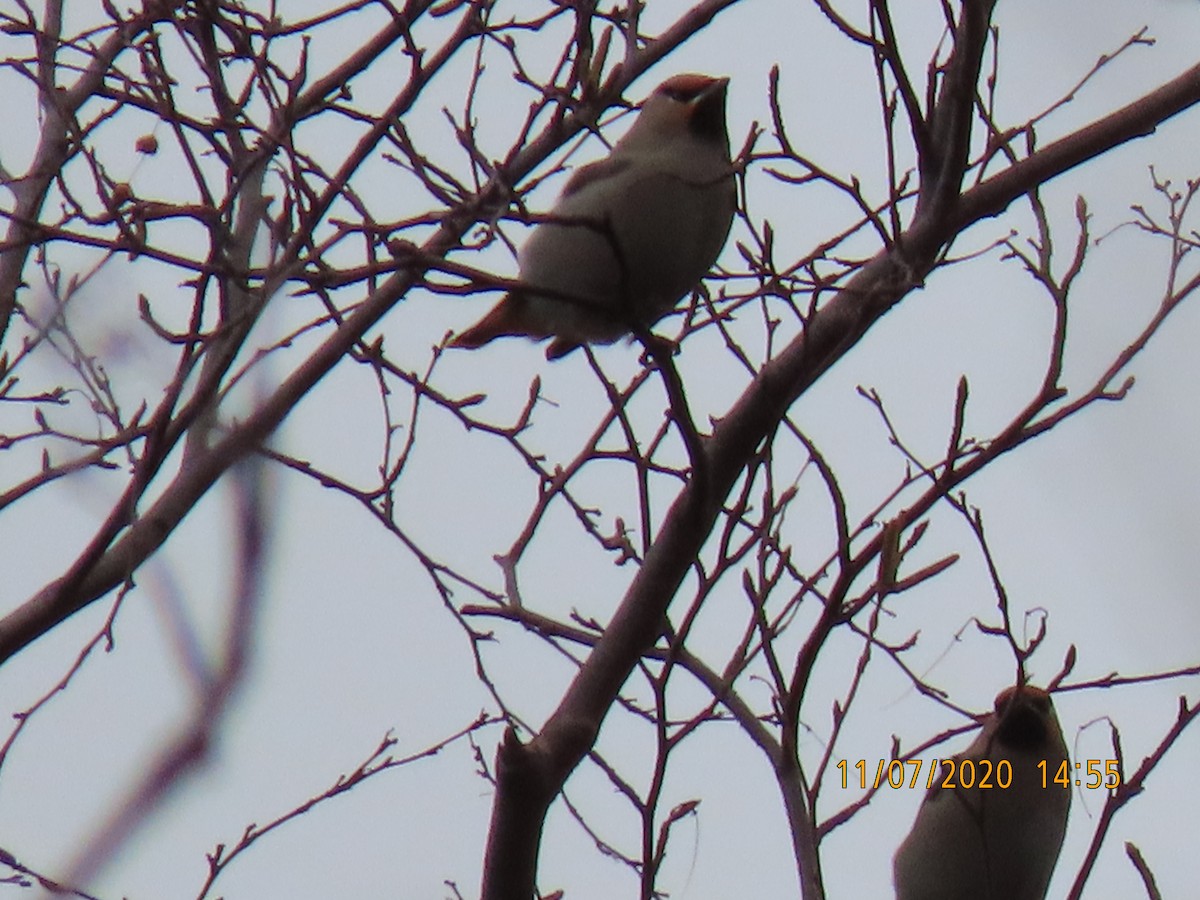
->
(448, 296), (527, 349)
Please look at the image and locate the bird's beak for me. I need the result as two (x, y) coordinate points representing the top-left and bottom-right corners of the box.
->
(689, 76), (729, 108)
(688, 77), (730, 143)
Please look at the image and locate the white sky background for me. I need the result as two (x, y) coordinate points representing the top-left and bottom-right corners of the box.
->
(1, 1), (1198, 898)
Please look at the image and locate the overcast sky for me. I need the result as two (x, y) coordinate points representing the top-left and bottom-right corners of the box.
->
(1, 1), (1198, 898)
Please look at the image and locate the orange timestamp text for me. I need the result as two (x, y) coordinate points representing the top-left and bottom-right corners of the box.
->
(836, 758), (1121, 790)
(1038, 758), (1121, 790)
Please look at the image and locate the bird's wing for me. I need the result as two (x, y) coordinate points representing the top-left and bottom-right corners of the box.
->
(559, 156), (633, 198)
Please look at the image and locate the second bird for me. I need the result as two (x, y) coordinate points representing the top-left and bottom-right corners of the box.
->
(451, 73), (736, 360)
(893, 685), (1071, 900)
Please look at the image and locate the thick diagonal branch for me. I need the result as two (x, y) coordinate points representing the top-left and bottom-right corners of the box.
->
(478, 52), (1200, 900)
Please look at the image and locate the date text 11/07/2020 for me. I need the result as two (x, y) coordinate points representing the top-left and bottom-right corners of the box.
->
(836, 758), (1121, 791)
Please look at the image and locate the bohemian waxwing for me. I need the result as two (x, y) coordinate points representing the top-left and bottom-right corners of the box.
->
(893, 685), (1071, 900)
(450, 73), (736, 359)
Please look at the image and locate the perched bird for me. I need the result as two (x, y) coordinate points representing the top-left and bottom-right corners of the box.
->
(893, 685), (1071, 900)
(450, 73), (736, 360)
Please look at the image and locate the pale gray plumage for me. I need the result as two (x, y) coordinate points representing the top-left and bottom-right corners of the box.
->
(451, 73), (735, 359)
(893, 685), (1071, 900)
